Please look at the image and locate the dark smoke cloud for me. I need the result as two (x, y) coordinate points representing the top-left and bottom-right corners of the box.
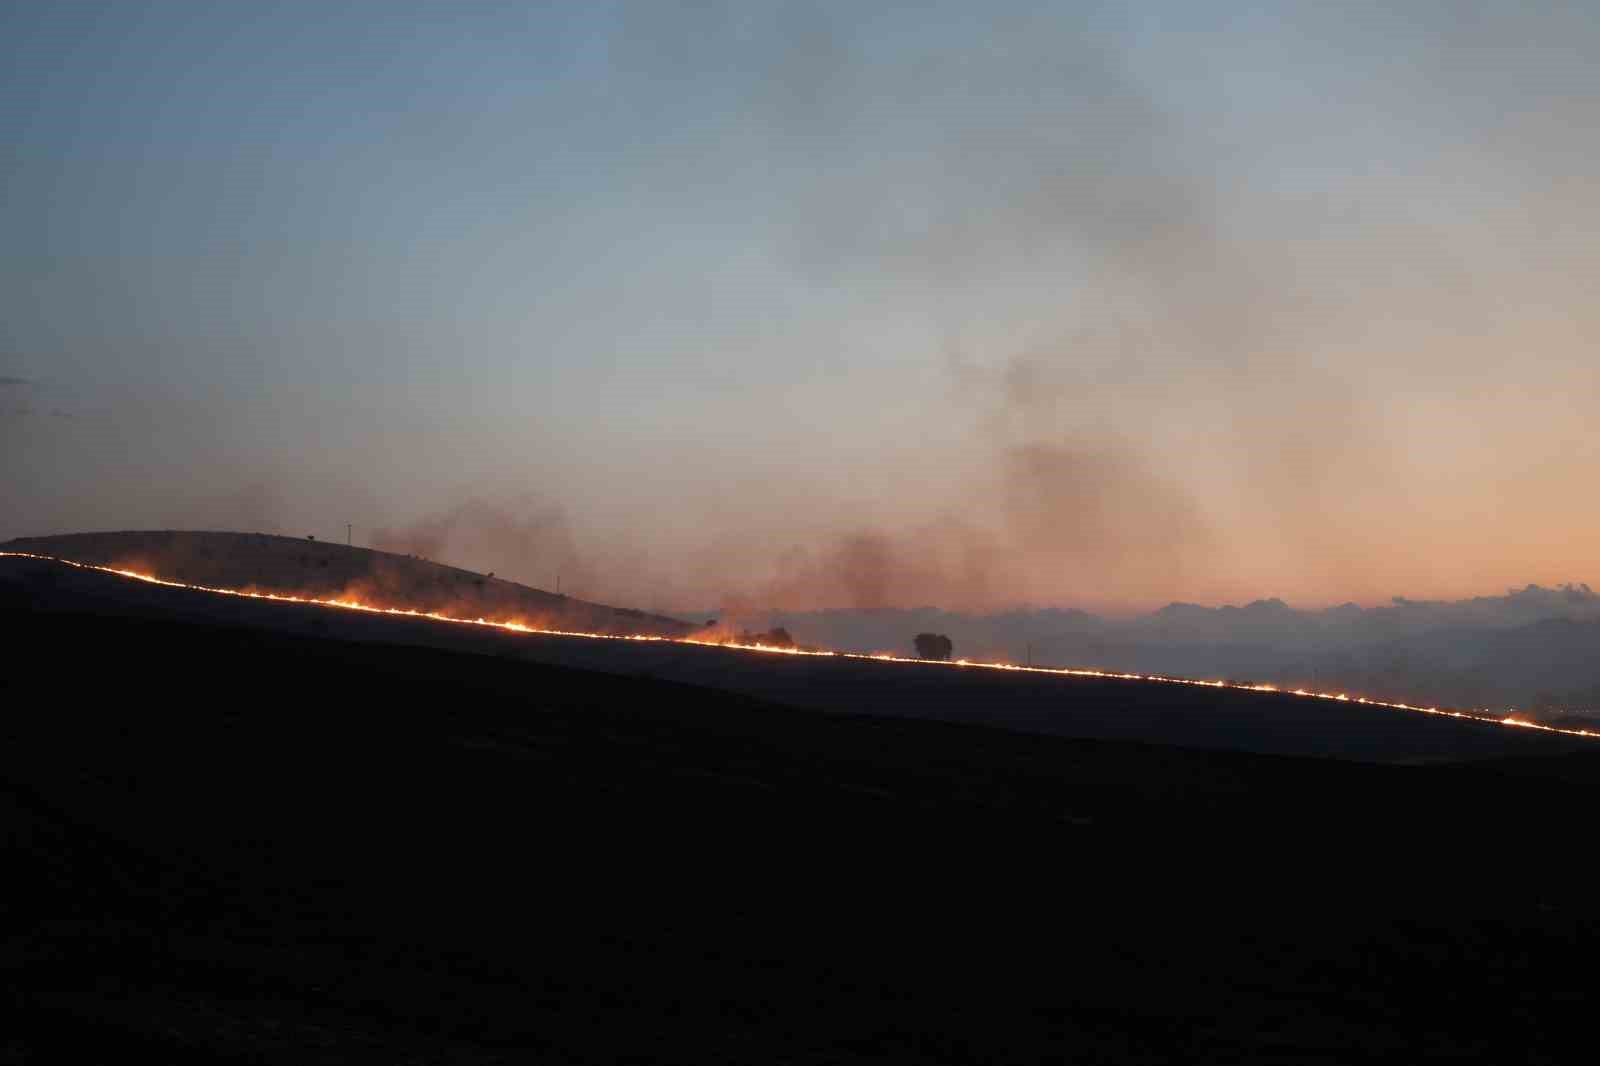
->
(6, 3), (1595, 616)
(717, 432), (1212, 615)
(660, 8), (1274, 612)
(372, 499), (592, 597)
(685, 1), (1597, 613)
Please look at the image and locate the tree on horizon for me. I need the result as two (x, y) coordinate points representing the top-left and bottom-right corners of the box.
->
(913, 633), (953, 661)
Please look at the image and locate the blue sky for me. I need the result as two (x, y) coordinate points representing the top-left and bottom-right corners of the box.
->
(5, 1), (1597, 611)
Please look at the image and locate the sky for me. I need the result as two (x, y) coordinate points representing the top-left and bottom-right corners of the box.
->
(3, 1), (1597, 613)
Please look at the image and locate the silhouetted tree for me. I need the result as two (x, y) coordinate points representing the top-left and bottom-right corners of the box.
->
(914, 633), (953, 661)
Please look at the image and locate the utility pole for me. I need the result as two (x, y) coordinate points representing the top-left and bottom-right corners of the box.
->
(347, 523), (352, 547)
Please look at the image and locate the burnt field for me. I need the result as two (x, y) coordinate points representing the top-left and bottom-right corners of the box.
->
(3, 559), (1599, 1063)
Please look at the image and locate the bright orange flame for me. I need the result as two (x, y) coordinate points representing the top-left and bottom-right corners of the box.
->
(4, 550), (1596, 741)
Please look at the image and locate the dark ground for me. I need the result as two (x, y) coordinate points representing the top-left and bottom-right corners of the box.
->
(3, 565), (1598, 1062)
(4, 553), (1588, 763)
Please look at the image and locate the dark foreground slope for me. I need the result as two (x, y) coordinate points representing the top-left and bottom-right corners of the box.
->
(4, 553), (1589, 763)
(3, 593), (1599, 1062)
(2, 530), (695, 637)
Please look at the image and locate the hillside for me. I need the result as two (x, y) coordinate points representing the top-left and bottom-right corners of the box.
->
(3, 585), (1597, 1062)
(2, 551), (1589, 763)
(1, 529), (695, 637)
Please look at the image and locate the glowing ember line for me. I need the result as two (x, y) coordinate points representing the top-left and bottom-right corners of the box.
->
(4, 551), (1595, 741)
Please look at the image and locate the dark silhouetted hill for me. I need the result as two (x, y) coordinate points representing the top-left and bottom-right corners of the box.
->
(2, 576), (1597, 1062)
(2, 553), (1590, 763)
(2, 529), (694, 637)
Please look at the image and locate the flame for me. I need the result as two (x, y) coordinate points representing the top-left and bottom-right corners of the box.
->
(4, 550), (1596, 741)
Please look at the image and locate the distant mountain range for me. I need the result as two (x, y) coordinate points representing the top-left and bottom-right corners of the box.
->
(726, 585), (1600, 720)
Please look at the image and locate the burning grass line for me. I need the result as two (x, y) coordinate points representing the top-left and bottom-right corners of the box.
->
(3, 551), (1595, 741)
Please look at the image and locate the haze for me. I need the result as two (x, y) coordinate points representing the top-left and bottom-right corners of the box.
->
(4, 1), (1596, 613)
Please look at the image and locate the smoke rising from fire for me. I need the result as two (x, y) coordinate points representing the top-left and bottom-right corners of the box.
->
(3, 2), (1597, 612)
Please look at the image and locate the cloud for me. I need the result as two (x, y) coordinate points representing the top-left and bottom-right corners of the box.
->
(0, 376), (33, 387)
